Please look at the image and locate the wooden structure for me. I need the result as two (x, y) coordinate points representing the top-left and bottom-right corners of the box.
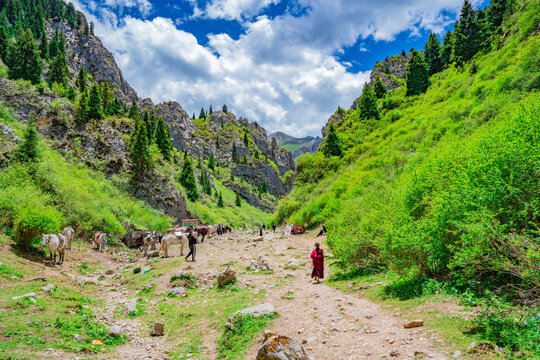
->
(181, 219), (200, 227)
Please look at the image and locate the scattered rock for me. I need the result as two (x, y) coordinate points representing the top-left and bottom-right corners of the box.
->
(221, 260), (235, 266)
(73, 334), (83, 342)
(41, 284), (56, 293)
(108, 325), (123, 338)
(453, 350), (462, 358)
(28, 297), (37, 303)
(217, 267), (237, 287)
(146, 250), (160, 258)
(389, 349), (400, 357)
(168, 287), (187, 297)
(133, 267), (141, 274)
(247, 257), (273, 272)
(150, 322), (164, 336)
(256, 330), (312, 360)
(125, 301), (138, 315)
(467, 341), (477, 353)
(252, 237), (264, 242)
(285, 259), (302, 269)
(12, 292), (38, 300)
(404, 319), (424, 328)
(226, 304), (276, 330)
(105, 269), (115, 275)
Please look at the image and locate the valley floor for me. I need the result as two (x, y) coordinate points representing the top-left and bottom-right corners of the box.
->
(0, 230), (477, 360)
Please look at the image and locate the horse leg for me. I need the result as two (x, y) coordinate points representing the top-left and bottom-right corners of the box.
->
(180, 241), (184, 256)
(52, 251), (56, 267)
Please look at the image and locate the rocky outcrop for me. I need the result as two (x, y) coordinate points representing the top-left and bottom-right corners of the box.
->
(291, 140), (321, 160)
(369, 51), (412, 92)
(256, 331), (312, 360)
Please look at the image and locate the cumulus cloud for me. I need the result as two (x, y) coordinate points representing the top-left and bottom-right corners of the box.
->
(73, 0), (472, 136)
(103, 0), (152, 17)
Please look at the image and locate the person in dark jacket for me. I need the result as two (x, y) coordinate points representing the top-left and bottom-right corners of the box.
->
(185, 230), (198, 262)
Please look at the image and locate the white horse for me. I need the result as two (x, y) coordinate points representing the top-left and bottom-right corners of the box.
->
(207, 224), (218, 238)
(92, 232), (107, 252)
(42, 233), (67, 267)
(142, 232), (159, 255)
(62, 227), (75, 250)
(161, 232), (188, 258)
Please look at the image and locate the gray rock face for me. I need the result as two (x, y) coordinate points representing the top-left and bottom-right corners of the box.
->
(369, 51), (412, 92)
(256, 331), (312, 360)
(217, 267), (237, 287)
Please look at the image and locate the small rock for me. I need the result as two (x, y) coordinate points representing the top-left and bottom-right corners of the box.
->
(108, 325), (123, 338)
(74, 334), (83, 342)
(256, 331), (311, 360)
(286, 259), (301, 268)
(217, 267), (237, 287)
(12, 292), (38, 300)
(168, 287), (187, 297)
(467, 341), (477, 353)
(105, 269), (115, 275)
(225, 304), (276, 330)
(221, 260), (235, 266)
(252, 237), (264, 242)
(133, 267), (142, 274)
(404, 319), (424, 328)
(146, 250), (160, 258)
(41, 284), (56, 293)
(150, 322), (164, 336)
(414, 350), (424, 356)
(453, 350), (462, 358)
(125, 301), (138, 315)
(389, 349), (400, 357)
(28, 297), (37, 303)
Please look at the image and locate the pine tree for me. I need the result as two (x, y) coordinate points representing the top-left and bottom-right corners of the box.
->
(373, 77), (387, 98)
(101, 81), (113, 115)
(235, 192), (241, 207)
(424, 33), (443, 75)
(209, 105), (213, 114)
(7, 29), (42, 84)
(487, 0), (508, 31)
(322, 123), (342, 157)
(207, 153), (215, 171)
(199, 107), (206, 119)
(87, 83), (104, 120)
(179, 157), (199, 202)
(222, 104), (228, 113)
(359, 83), (379, 119)
(155, 116), (172, 161)
(89, 21), (94, 35)
(230, 172), (234, 182)
(217, 192), (224, 208)
(39, 32), (48, 60)
(216, 135), (220, 148)
(48, 50), (68, 86)
(453, 0), (481, 66)
(406, 50), (429, 96)
(130, 118), (152, 179)
(128, 99), (140, 120)
(13, 116), (39, 163)
(0, 25), (8, 62)
(192, 113), (196, 120)
(76, 66), (86, 92)
(77, 90), (88, 123)
(232, 142), (238, 163)
(199, 170), (212, 195)
(441, 30), (454, 68)
(243, 132), (249, 147)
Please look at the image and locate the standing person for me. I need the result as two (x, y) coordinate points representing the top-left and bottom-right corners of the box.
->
(185, 230), (198, 262)
(259, 225), (263, 237)
(317, 224), (327, 237)
(272, 224), (276, 233)
(310, 242), (324, 284)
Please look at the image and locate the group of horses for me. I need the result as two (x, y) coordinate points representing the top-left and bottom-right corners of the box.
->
(40, 223), (233, 267)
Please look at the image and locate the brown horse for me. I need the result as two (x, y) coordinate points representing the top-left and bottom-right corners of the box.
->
(194, 226), (208, 242)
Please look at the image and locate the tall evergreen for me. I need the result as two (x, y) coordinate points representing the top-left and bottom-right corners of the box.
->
(222, 104), (228, 113)
(209, 105), (213, 114)
(199, 170), (212, 195)
(322, 123), (342, 157)
(487, 0), (508, 31)
(179, 157), (199, 202)
(406, 50), (429, 96)
(0, 25), (8, 62)
(207, 153), (215, 171)
(130, 118), (152, 179)
(359, 83), (379, 119)
(48, 50), (68, 86)
(39, 32), (48, 60)
(453, 0), (482, 66)
(101, 81), (113, 115)
(77, 90), (88, 123)
(128, 99), (140, 120)
(441, 30), (454, 68)
(7, 29), (42, 84)
(76, 66), (87, 92)
(235, 192), (241, 207)
(217, 192), (224, 208)
(155, 116), (172, 161)
(373, 77), (387, 98)
(424, 33), (443, 75)
(199, 107), (206, 119)
(232, 142), (238, 163)
(13, 116), (39, 163)
(243, 132), (249, 147)
(87, 83), (104, 120)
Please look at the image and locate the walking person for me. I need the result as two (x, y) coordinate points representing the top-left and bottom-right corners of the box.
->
(185, 230), (198, 262)
(259, 225), (263, 237)
(272, 224), (276, 233)
(310, 242), (324, 284)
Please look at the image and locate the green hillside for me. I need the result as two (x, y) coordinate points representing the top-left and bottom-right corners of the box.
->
(272, 0), (539, 355)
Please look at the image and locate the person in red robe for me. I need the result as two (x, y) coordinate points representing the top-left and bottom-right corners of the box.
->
(310, 242), (324, 283)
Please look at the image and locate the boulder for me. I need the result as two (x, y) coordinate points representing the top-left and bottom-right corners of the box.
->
(125, 301), (138, 315)
(133, 267), (141, 274)
(12, 292), (38, 300)
(256, 331), (312, 360)
(108, 325), (123, 338)
(404, 319), (424, 328)
(217, 268), (237, 287)
(146, 250), (160, 258)
(247, 257), (273, 272)
(168, 287), (187, 297)
(253, 237), (264, 242)
(42, 284), (56, 293)
(150, 322), (164, 336)
(226, 304), (276, 330)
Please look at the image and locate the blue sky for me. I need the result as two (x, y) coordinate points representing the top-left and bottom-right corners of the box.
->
(74, 0), (487, 137)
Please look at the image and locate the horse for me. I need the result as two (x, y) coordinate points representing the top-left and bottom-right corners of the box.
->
(142, 231), (160, 255)
(92, 231), (107, 252)
(194, 226), (208, 242)
(207, 224), (218, 238)
(42, 233), (66, 267)
(161, 232), (188, 258)
(222, 225), (232, 234)
(62, 227), (75, 250)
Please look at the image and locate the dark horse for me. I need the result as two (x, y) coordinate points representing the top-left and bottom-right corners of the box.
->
(194, 226), (208, 242)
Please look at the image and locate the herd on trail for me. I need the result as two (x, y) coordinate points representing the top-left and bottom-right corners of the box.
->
(40, 223), (235, 267)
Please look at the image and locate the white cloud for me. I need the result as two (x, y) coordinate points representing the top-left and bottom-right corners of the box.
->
(204, 0), (280, 20)
(73, 0), (471, 137)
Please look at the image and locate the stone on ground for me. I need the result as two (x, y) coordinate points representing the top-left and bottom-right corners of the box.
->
(226, 303), (276, 330)
(42, 284), (56, 293)
(256, 330), (312, 360)
(146, 250), (160, 258)
(108, 325), (123, 337)
(247, 257), (273, 272)
(12, 292), (38, 300)
(169, 287), (187, 297)
(150, 322), (164, 336)
(217, 267), (237, 287)
(404, 319), (424, 328)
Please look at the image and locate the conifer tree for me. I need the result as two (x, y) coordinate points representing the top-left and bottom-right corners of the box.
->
(199, 170), (212, 195)
(322, 123), (342, 157)
(179, 157), (199, 201)
(230, 172), (234, 182)
(243, 132), (249, 147)
(232, 142), (238, 163)
(13, 116), (39, 163)
(192, 113), (195, 120)
(199, 107), (206, 119)
(89, 22), (95, 35)
(131, 118), (152, 179)
(424, 33), (443, 75)
(235, 192), (241, 207)
(207, 153), (215, 171)
(48, 50), (68, 86)
(406, 50), (429, 96)
(128, 99), (140, 120)
(209, 105), (213, 114)
(155, 116), (172, 161)
(487, 0), (508, 31)
(453, 0), (481, 66)
(87, 83), (104, 120)
(222, 104), (228, 113)
(76, 66), (86, 92)
(7, 29), (42, 84)
(39, 32), (48, 60)
(359, 83), (379, 119)
(441, 30), (454, 68)
(101, 81), (113, 115)
(373, 77), (387, 98)
(216, 135), (220, 148)
(217, 192), (224, 208)
(77, 90), (88, 123)
(0, 25), (8, 62)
